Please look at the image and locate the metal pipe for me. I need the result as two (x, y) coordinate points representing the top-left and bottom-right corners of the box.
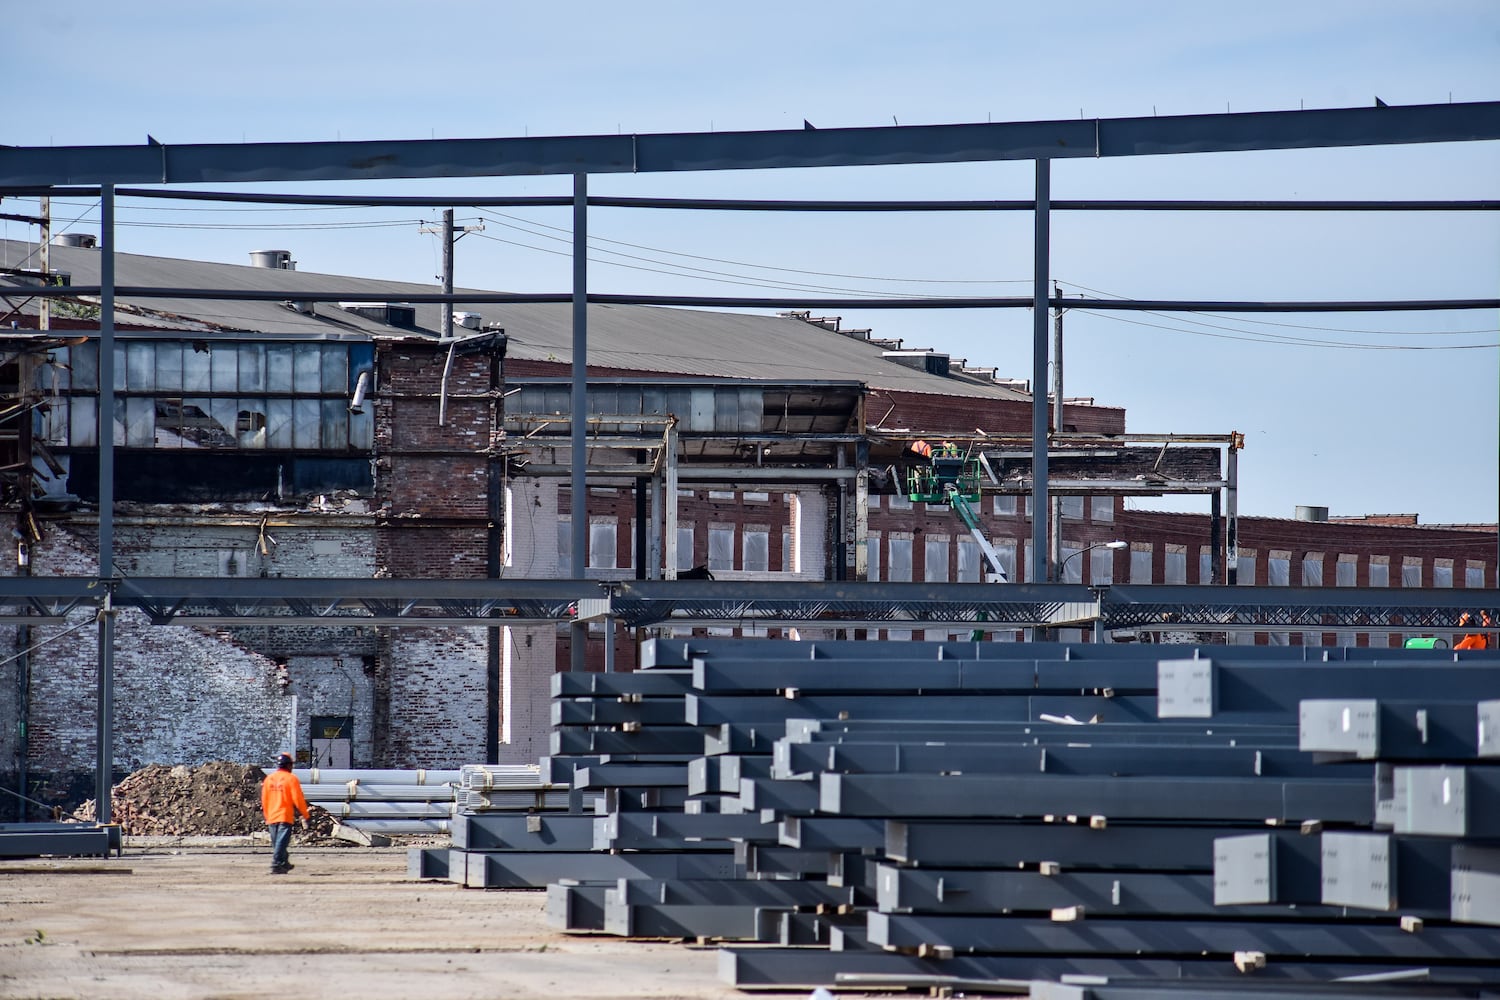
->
(294, 768), (463, 785)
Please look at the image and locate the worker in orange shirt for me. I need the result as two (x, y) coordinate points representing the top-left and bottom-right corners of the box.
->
(261, 752), (311, 875)
(1455, 611), (1493, 650)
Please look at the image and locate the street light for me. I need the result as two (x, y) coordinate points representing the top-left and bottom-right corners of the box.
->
(1059, 539), (1127, 583)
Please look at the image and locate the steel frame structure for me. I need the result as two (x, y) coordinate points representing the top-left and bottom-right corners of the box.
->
(0, 575), (1493, 633)
(3, 101), (1499, 822)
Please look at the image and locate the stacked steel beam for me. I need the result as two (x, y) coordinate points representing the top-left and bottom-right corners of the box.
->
(295, 767), (461, 836)
(416, 637), (1500, 996)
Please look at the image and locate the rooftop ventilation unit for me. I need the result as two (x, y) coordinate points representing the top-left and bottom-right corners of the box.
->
(249, 249), (295, 270)
(882, 349), (951, 376)
(339, 302), (417, 328)
(453, 311), (483, 330)
(53, 233), (97, 249)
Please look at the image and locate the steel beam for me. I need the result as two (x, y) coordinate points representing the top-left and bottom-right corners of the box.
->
(594, 812), (776, 851)
(886, 820), (1244, 870)
(6, 101), (1497, 186)
(820, 773), (1375, 823)
(718, 947), (1500, 990)
(776, 741), (1336, 781)
(876, 863), (1348, 919)
(453, 848), (737, 889)
(449, 813), (597, 852)
(865, 911), (1500, 961)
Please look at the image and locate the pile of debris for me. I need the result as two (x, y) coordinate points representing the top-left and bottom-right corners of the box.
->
(75, 761), (340, 840)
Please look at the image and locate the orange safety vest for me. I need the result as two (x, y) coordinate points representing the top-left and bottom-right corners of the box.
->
(261, 768), (311, 824)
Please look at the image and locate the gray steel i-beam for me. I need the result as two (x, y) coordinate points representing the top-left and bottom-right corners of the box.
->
(4, 101), (1498, 186)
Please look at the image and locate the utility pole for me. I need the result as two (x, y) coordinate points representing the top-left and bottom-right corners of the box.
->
(418, 210), (484, 341)
(39, 196), (50, 332)
(1050, 280), (1064, 581)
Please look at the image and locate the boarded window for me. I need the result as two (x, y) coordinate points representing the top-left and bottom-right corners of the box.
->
(889, 537), (913, 582)
(709, 526), (735, 572)
(1090, 548), (1114, 586)
(956, 539), (979, 583)
(1302, 554), (1324, 587)
(924, 537), (950, 582)
(588, 521), (617, 570)
(1269, 554), (1291, 587)
(1165, 545), (1187, 586)
(1130, 546), (1153, 584)
(1336, 556), (1357, 587)
(744, 529), (770, 573)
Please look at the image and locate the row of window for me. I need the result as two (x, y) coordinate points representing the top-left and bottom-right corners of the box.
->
(663, 625), (1471, 649)
(558, 519), (793, 573)
(872, 493), (1114, 522)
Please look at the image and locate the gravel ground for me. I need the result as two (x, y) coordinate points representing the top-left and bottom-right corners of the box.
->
(0, 843), (764, 1000)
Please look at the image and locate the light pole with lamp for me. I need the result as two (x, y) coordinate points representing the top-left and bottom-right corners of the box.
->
(1058, 540), (1127, 642)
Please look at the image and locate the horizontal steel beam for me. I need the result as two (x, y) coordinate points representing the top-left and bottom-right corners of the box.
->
(6, 102), (1497, 186)
(30, 283), (1500, 313)
(875, 863), (1353, 919)
(0, 577), (1491, 630)
(866, 911), (1500, 961)
(820, 773), (1375, 823)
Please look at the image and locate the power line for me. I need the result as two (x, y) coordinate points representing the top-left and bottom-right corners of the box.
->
(1060, 280), (1497, 336)
(475, 209), (1027, 286)
(1077, 309), (1496, 350)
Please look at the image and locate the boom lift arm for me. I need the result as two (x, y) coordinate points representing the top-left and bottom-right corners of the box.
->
(906, 442), (1009, 584)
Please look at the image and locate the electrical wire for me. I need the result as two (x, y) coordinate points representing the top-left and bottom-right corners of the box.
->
(1077, 309), (1497, 350)
(1060, 279), (1497, 337)
(475, 209), (1028, 286)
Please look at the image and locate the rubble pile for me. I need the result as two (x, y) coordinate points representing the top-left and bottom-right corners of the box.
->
(75, 761), (339, 839)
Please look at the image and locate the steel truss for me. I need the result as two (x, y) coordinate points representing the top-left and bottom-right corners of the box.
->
(0, 577), (1493, 632)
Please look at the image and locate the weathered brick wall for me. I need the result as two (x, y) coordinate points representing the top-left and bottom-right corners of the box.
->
(380, 626), (488, 768)
(3, 526), (295, 812)
(877, 389), (1125, 437)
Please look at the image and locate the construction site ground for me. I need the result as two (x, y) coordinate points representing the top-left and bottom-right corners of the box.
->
(0, 839), (762, 1000)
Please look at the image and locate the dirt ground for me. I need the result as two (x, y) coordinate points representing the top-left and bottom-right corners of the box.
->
(0, 840), (765, 1000)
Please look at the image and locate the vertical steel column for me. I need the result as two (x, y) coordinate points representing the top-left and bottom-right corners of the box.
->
(1210, 491), (1223, 584)
(854, 441), (869, 582)
(664, 421), (679, 580)
(95, 184), (117, 822)
(1050, 284), (1064, 580)
(1226, 442), (1240, 586)
(569, 173), (588, 670)
(1030, 160), (1051, 586)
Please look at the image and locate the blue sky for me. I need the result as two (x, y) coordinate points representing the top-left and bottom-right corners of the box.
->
(6, 1), (1498, 523)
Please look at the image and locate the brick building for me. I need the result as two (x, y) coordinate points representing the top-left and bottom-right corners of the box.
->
(0, 240), (1493, 812)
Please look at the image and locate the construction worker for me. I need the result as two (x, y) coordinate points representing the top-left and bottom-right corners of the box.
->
(261, 752), (311, 875)
(1455, 611), (1493, 650)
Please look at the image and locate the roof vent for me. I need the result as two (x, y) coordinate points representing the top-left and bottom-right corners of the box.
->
(339, 301), (417, 328)
(882, 349), (951, 376)
(53, 233), (98, 249)
(249, 249), (295, 269)
(454, 311), (483, 330)
(1295, 505), (1330, 522)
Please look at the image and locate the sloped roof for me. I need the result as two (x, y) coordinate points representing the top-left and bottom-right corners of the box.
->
(1, 239), (1035, 402)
